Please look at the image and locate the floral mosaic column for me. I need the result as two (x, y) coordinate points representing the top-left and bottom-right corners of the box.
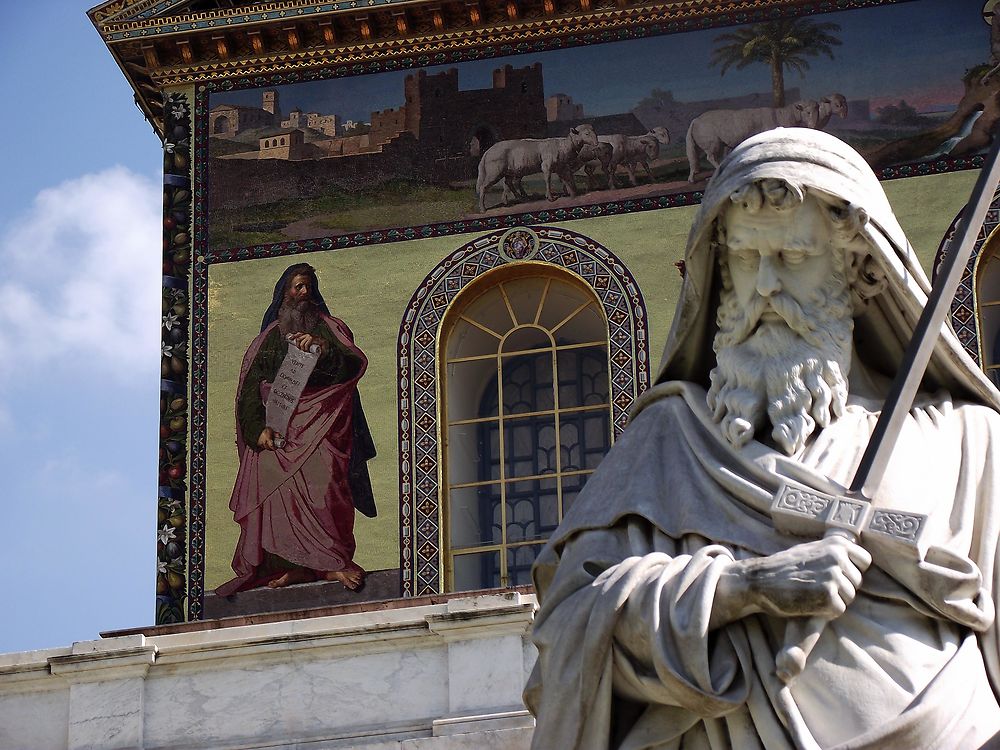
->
(157, 91), (193, 624)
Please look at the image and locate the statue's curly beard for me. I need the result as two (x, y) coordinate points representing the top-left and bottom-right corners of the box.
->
(706, 266), (854, 456)
(277, 298), (319, 337)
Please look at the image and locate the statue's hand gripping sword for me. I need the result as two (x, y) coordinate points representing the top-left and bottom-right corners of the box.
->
(770, 136), (1000, 684)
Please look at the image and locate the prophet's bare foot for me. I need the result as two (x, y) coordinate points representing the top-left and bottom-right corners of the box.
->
(267, 568), (313, 588)
(324, 567), (366, 591)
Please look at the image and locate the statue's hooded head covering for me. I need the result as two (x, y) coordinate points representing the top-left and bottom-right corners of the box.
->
(656, 127), (1000, 411)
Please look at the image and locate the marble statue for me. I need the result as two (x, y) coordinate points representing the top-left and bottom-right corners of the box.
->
(525, 128), (1000, 749)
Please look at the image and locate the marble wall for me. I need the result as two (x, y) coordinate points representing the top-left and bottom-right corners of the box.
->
(0, 593), (536, 750)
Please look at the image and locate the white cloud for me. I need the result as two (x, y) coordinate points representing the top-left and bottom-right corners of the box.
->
(0, 167), (162, 382)
(35, 452), (135, 502)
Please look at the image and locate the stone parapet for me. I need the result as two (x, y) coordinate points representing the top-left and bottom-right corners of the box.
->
(0, 592), (537, 750)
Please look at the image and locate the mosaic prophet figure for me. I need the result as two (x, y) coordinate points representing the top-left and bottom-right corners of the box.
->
(216, 263), (376, 596)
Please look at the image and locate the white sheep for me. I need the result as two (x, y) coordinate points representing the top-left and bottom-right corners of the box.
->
(564, 142), (615, 192)
(685, 100), (820, 182)
(817, 94), (848, 129)
(601, 133), (663, 187)
(476, 125), (599, 212)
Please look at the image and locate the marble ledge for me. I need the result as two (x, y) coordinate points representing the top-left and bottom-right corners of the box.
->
(424, 604), (535, 641)
(341, 727), (534, 750)
(0, 636), (158, 689)
(149, 716), (534, 750)
(0, 647), (68, 689)
(146, 591), (536, 665)
(0, 645), (70, 675)
(155, 717), (437, 750)
(432, 709), (534, 737)
(404, 725), (533, 750)
(150, 618), (434, 668)
(0, 592), (538, 691)
(49, 635), (157, 683)
(70, 591), (536, 675)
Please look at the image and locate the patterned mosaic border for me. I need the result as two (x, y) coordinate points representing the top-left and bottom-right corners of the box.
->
(937, 184), (1000, 364)
(187, 85), (212, 623)
(158, 91), (193, 625)
(104, 3), (403, 40)
(198, 154), (987, 263)
(201, 194), (707, 263)
(107, 0), (191, 24)
(99, 0), (910, 43)
(396, 226), (651, 596)
(189, 272), (208, 622)
(91, 0), (188, 24)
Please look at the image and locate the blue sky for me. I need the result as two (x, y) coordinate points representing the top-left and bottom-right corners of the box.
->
(0, 1), (162, 653)
(0, 0), (989, 655)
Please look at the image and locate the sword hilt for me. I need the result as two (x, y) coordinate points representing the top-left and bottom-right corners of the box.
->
(774, 526), (857, 683)
(775, 615), (826, 683)
(770, 483), (926, 683)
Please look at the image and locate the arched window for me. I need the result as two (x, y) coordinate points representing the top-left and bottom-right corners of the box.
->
(440, 265), (611, 590)
(398, 226), (650, 597)
(976, 235), (1000, 387)
(213, 115), (232, 135)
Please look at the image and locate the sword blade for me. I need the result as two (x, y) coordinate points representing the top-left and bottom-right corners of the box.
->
(850, 135), (1000, 500)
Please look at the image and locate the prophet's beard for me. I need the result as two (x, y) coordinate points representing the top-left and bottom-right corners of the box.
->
(277, 298), (320, 337)
(706, 266), (853, 456)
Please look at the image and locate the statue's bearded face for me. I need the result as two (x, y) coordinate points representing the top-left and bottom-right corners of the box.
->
(707, 190), (855, 455)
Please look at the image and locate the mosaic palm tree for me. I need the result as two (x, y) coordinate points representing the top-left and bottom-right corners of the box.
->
(711, 17), (842, 107)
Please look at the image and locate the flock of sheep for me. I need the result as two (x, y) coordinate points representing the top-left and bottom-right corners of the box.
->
(474, 93), (847, 212)
(475, 125), (671, 212)
(686, 93), (848, 182)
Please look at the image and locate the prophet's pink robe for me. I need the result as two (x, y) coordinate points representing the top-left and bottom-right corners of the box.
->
(216, 315), (367, 596)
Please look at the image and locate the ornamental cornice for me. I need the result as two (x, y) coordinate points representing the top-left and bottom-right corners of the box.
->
(91, 0), (192, 24)
(87, 0), (828, 150)
(93, 0), (742, 36)
(100, 1), (422, 38)
(144, 4), (697, 86)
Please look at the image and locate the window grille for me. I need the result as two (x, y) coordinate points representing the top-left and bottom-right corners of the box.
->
(442, 271), (612, 590)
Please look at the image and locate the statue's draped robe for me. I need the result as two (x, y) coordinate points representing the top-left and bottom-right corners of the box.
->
(526, 128), (1000, 749)
(216, 314), (369, 596)
(526, 382), (1000, 750)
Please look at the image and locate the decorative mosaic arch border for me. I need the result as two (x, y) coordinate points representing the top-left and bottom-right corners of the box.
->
(936, 185), (1000, 363)
(396, 226), (651, 597)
